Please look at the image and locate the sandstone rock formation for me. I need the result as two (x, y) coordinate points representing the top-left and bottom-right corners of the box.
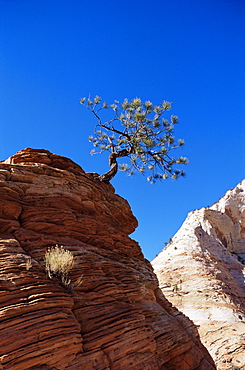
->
(0, 148), (215, 369)
(152, 180), (245, 370)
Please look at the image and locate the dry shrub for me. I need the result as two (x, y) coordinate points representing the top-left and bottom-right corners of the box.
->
(44, 245), (74, 287)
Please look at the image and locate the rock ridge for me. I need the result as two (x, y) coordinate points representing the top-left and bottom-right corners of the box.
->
(152, 179), (245, 369)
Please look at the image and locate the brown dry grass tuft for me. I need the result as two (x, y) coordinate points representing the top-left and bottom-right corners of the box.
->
(44, 245), (74, 287)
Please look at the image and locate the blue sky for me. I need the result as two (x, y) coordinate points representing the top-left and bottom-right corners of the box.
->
(1, 0), (244, 261)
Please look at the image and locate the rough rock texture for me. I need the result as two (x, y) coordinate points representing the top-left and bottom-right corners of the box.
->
(0, 148), (215, 370)
(152, 180), (245, 370)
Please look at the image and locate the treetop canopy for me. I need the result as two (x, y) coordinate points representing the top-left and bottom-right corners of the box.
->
(80, 95), (188, 183)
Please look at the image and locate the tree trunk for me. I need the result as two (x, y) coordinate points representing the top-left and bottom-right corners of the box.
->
(96, 148), (133, 183)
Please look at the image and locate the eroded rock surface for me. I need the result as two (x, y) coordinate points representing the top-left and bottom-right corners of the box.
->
(0, 148), (215, 369)
(152, 180), (245, 370)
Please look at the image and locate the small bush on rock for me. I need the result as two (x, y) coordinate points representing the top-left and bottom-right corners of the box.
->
(44, 245), (74, 288)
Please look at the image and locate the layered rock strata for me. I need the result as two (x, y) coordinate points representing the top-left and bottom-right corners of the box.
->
(0, 148), (215, 369)
(153, 180), (245, 370)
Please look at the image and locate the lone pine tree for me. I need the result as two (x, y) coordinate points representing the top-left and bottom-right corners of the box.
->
(80, 96), (188, 184)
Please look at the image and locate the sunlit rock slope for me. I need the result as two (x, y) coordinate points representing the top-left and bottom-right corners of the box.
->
(152, 180), (245, 370)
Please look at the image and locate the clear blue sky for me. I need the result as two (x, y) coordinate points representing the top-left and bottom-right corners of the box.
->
(1, 0), (244, 261)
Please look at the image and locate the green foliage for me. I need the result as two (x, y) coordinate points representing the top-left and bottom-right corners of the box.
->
(44, 245), (74, 287)
(80, 95), (188, 183)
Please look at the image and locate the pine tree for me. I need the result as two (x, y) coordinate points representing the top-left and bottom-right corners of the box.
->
(80, 96), (188, 183)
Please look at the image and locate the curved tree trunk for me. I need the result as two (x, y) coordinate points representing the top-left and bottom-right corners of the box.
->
(96, 148), (133, 183)
(97, 152), (118, 183)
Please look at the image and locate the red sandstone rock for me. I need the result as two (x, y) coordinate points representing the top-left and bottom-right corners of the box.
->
(0, 148), (216, 369)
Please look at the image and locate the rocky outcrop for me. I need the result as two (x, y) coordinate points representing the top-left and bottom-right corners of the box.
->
(0, 148), (215, 369)
(152, 180), (245, 370)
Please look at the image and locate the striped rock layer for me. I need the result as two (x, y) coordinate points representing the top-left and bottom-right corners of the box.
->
(0, 148), (215, 370)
